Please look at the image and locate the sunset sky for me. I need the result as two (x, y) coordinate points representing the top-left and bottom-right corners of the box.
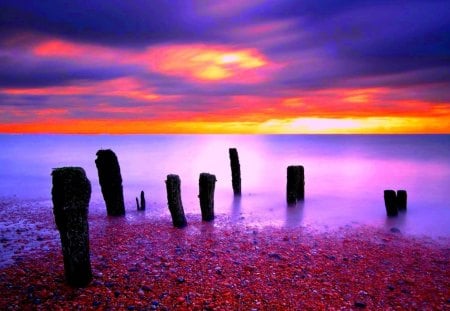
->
(0, 1), (449, 133)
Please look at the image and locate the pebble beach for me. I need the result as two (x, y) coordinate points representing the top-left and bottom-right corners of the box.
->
(0, 199), (449, 310)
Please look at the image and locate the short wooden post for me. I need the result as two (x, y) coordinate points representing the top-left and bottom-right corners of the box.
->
(165, 174), (187, 228)
(95, 149), (125, 216)
(229, 148), (241, 196)
(51, 167), (92, 287)
(136, 190), (146, 211)
(199, 173), (216, 221)
(286, 165), (305, 204)
(397, 190), (407, 211)
(384, 190), (398, 217)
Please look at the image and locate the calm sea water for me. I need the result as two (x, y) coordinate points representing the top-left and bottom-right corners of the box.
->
(1, 134), (449, 238)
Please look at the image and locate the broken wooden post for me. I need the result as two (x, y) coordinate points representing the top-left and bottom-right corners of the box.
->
(136, 191), (146, 211)
(165, 174), (187, 228)
(384, 190), (398, 217)
(51, 167), (92, 287)
(229, 148), (241, 196)
(286, 165), (305, 204)
(397, 190), (407, 211)
(140, 190), (146, 210)
(95, 149), (125, 216)
(199, 173), (217, 221)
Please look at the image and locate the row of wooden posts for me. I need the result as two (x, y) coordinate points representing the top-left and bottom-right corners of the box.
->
(51, 147), (405, 287)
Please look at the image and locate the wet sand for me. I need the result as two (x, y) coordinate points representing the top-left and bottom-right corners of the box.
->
(0, 199), (449, 310)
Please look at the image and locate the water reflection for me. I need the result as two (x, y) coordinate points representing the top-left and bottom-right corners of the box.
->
(384, 210), (406, 231)
(285, 201), (304, 228)
(230, 196), (242, 222)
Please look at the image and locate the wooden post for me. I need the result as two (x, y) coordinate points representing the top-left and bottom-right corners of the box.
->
(51, 167), (92, 287)
(165, 174), (187, 228)
(136, 191), (146, 211)
(397, 190), (407, 211)
(140, 190), (146, 210)
(384, 190), (398, 217)
(199, 173), (217, 221)
(95, 149), (125, 216)
(286, 165), (305, 204)
(229, 148), (241, 196)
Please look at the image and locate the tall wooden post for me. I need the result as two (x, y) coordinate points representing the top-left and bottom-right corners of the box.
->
(286, 165), (305, 204)
(95, 149), (125, 216)
(384, 190), (398, 216)
(52, 167), (92, 287)
(397, 190), (407, 211)
(199, 173), (217, 221)
(140, 190), (146, 210)
(229, 148), (241, 196)
(166, 174), (187, 228)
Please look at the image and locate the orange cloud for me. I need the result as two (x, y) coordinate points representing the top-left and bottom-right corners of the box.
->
(31, 38), (275, 83)
(138, 44), (270, 82)
(1, 77), (160, 101)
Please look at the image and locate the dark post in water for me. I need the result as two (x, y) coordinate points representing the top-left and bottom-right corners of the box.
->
(397, 190), (407, 211)
(384, 190), (398, 216)
(229, 148), (241, 196)
(95, 149), (125, 216)
(199, 173), (217, 221)
(51, 167), (92, 287)
(166, 174), (187, 228)
(286, 165), (305, 204)
(136, 190), (146, 211)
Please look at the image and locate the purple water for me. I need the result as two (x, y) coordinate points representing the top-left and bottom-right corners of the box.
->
(1, 134), (449, 238)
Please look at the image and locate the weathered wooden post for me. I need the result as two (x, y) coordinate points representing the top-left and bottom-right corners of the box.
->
(199, 173), (217, 221)
(140, 190), (146, 210)
(166, 174), (187, 228)
(95, 149), (125, 216)
(51, 167), (92, 287)
(384, 190), (398, 216)
(136, 191), (146, 211)
(229, 148), (241, 196)
(286, 165), (305, 204)
(397, 190), (407, 211)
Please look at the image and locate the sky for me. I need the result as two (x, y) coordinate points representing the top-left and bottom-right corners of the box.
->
(0, 0), (449, 134)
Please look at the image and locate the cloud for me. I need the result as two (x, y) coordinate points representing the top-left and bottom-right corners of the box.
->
(0, 0), (219, 46)
(0, 0), (449, 133)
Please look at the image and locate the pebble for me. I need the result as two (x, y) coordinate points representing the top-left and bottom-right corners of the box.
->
(176, 277), (185, 283)
(354, 301), (366, 308)
(177, 296), (185, 303)
(268, 253), (282, 260)
(32, 298), (41, 305)
(390, 227), (401, 233)
(141, 285), (152, 292)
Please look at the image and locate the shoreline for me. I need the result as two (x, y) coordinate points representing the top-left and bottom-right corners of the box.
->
(1, 199), (449, 309)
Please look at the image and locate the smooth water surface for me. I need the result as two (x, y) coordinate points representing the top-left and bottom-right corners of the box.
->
(1, 134), (449, 238)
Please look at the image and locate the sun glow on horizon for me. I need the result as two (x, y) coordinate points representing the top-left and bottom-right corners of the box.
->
(1, 115), (449, 134)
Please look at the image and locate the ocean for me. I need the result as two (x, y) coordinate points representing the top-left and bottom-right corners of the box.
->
(1, 134), (449, 238)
